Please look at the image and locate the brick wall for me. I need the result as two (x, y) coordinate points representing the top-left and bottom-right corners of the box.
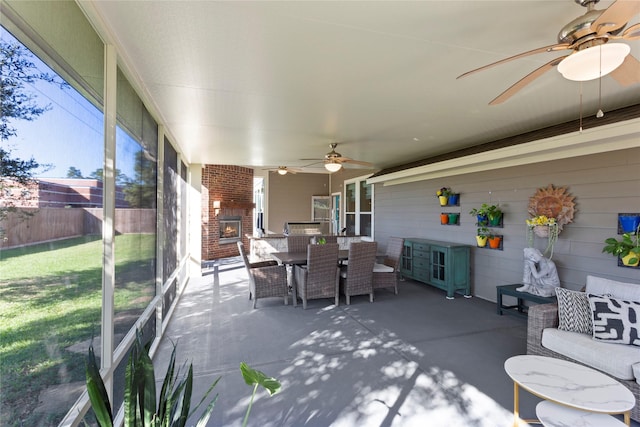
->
(201, 165), (254, 260)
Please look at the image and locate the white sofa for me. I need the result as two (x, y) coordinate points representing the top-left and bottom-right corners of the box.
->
(527, 275), (640, 422)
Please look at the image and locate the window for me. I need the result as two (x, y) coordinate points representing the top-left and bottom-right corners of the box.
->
(1, 26), (105, 426)
(344, 176), (373, 237)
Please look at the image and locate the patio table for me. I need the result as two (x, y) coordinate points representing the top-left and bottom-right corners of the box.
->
(271, 250), (349, 306)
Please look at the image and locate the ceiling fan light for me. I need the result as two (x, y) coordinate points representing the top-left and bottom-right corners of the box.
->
(557, 44), (630, 81)
(324, 162), (342, 173)
(277, 168), (287, 175)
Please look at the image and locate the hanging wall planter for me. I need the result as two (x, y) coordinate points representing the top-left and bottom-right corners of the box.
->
(435, 187), (457, 206)
(621, 251), (640, 267)
(488, 235), (502, 249)
(448, 213), (459, 225)
(488, 213), (503, 227)
(619, 214), (640, 234)
(476, 235), (488, 247)
(440, 213), (449, 224)
(603, 225), (640, 269)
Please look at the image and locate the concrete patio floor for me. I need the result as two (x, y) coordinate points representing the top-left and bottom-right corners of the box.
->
(153, 257), (637, 427)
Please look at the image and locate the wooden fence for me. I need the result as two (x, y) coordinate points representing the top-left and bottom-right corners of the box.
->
(0, 207), (156, 249)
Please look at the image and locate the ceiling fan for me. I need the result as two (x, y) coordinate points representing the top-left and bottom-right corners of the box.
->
(262, 166), (302, 175)
(302, 143), (373, 173)
(458, 0), (640, 105)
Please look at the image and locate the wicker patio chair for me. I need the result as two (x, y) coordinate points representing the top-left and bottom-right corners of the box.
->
(287, 235), (311, 253)
(372, 237), (404, 295)
(294, 243), (340, 309)
(237, 241), (288, 308)
(340, 241), (377, 305)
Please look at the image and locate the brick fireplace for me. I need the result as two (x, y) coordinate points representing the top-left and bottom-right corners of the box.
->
(202, 165), (254, 260)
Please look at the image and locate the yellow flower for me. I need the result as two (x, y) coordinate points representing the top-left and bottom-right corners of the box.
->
(526, 215), (556, 226)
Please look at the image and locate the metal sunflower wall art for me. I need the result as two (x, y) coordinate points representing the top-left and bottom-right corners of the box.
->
(527, 184), (576, 234)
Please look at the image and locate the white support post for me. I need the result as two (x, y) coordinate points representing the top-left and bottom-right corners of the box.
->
(101, 44), (117, 400)
(155, 126), (165, 342)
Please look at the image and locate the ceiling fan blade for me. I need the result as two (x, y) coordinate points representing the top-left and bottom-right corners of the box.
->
(592, 0), (640, 36)
(300, 160), (324, 168)
(341, 158), (373, 167)
(457, 43), (571, 79)
(621, 22), (640, 40)
(489, 55), (569, 105)
(609, 54), (640, 86)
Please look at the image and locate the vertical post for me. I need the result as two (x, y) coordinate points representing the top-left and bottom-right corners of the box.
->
(101, 44), (117, 400)
(156, 126), (165, 340)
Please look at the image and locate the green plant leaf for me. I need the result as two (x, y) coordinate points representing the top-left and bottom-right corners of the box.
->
(123, 353), (138, 427)
(192, 377), (221, 427)
(240, 362), (281, 396)
(138, 349), (156, 427)
(85, 345), (113, 427)
(176, 364), (193, 427)
(157, 344), (178, 425)
(193, 391), (219, 427)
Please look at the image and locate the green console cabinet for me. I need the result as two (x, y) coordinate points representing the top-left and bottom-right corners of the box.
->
(401, 238), (471, 299)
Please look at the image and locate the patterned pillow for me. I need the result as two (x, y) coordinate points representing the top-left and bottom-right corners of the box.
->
(555, 288), (592, 335)
(588, 294), (640, 346)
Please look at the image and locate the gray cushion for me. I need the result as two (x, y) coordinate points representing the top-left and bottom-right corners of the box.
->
(542, 328), (640, 380)
(556, 288), (592, 335)
(585, 275), (640, 301)
(373, 263), (394, 273)
(588, 294), (640, 346)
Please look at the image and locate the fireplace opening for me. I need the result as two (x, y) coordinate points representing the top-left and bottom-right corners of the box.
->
(219, 216), (242, 244)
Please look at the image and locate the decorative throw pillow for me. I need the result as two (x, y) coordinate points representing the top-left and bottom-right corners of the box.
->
(588, 294), (640, 346)
(555, 288), (593, 335)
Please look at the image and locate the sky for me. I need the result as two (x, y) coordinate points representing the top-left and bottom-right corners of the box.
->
(2, 26), (138, 180)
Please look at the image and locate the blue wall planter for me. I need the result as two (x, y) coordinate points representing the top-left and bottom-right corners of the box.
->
(618, 214), (640, 234)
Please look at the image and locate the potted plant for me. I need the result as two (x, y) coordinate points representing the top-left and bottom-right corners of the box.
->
(436, 187), (452, 206)
(469, 203), (503, 227)
(619, 214), (640, 234)
(602, 225), (640, 267)
(487, 233), (502, 249)
(475, 226), (489, 247)
(86, 331), (281, 427)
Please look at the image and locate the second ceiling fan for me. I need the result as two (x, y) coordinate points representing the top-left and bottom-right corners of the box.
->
(458, 0), (640, 105)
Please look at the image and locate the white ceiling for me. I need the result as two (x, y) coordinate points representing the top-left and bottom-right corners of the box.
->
(85, 0), (640, 172)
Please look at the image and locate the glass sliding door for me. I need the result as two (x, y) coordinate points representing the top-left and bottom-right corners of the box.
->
(343, 176), (373, 238)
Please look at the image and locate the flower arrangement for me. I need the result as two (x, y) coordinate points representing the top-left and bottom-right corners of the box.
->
(526, 215), (559, 257)
(526, 215), (556, 227)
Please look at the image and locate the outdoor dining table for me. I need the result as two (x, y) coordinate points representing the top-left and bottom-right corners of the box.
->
(270, 249), (349, 306)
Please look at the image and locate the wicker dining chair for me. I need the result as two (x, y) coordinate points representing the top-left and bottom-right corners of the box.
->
(294, 243), (340, 309)
(372, 237), (404, 295)
(287, 235), (311, 253)
(237, 241), (288, 308)
(340, 241), (377, 305)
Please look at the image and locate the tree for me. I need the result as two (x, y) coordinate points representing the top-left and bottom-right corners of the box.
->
(123, 150), (156, 208)
(66, 166), (84, 179)
(89, 168), (130, 186)
(0, 39), (63, 223)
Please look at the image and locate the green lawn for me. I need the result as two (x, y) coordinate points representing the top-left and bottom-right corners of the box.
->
(0, 234), (156, 427)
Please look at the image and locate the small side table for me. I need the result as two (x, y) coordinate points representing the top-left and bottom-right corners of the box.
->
(537, 401), (627, 427)
(496, 284), (556, 318)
